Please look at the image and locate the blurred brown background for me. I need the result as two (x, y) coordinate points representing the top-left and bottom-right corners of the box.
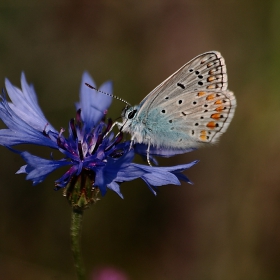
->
(0, 0), (279, 279)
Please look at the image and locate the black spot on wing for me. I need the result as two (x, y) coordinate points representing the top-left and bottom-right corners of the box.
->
(177, 83), (185, 89)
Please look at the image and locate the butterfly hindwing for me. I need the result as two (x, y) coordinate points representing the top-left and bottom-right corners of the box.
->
(144, 89), (236, 148)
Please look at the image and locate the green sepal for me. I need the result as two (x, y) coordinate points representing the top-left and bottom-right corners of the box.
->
(63, 169), (100, 210)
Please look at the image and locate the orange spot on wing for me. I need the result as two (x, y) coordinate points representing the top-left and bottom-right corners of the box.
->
(207, 85), (215, 89)
(200, 135), (207, 141)
(200, 130), (206, 135)
(206, 94), (216, 100)
(207, 76), (215, 82)
(215, 99), (223, 105)
(211, 113), (220, 119)
(215, 106), (224, 112)
(207, 121), (216, 129)
(197, 91), (206, 96)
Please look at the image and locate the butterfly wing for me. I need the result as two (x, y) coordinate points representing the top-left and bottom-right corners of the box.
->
(134, 51), (236, 149)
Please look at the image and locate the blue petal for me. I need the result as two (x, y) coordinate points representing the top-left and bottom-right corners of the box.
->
(107, 181), (124, 199)
(113, 160), (198, 195)
(134, 143), (196, 157)
(140, 177), (157, 195)
(137, 161), (198, 189)
(0, 98), (58, 148)
(55, 165), (79, 188)
(173, 172), (193, 184)
(98, 80), (113, 112)
(112, 164), (146, 182)
(5, 73), (56, 133)
(94, 149), (134, 196)
(76, 72), (113, 131)
(16, 151), (71, 185)
(134, 160), (199, 173)
(141, 171), (180, 186)
(0, 97), (57, 148)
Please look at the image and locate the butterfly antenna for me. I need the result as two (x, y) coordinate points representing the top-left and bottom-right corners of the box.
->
(85, 83), (131, 107)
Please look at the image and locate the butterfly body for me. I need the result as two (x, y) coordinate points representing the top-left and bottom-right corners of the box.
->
(119, 51), (236, 160)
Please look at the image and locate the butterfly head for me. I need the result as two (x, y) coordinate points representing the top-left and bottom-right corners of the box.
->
(121, 105), (139, 120)
(119, 105), (143, 136)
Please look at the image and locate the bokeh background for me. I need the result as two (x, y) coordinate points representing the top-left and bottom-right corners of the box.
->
(0, 1), (279, 279)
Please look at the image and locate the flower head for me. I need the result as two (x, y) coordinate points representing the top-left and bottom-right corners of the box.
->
(0, 72), (197, 208)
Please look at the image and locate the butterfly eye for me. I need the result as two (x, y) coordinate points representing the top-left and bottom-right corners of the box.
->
(127, 109), (137, 119)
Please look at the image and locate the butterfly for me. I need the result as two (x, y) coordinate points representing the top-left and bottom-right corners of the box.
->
(108, 51), (236, 164)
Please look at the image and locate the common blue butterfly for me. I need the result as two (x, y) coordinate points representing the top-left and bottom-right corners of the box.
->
(117, 51), (236, 164)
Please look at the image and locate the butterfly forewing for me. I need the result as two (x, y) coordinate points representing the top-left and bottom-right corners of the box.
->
(138, 51), (228, 117)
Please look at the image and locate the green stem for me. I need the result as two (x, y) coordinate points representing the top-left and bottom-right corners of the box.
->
(71, 209), (86, 280)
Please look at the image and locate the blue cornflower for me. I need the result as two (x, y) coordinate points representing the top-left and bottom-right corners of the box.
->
(0, 72), (197, 207)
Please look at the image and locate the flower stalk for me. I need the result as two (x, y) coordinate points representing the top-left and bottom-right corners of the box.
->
(71, 209), (85, 280)
(66, 171), (100, 279)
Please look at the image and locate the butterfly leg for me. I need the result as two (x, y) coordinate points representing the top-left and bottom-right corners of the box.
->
(129, 139), (134, 150)
(147, 139), (152, 166)
(104, 121), (123, 138)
